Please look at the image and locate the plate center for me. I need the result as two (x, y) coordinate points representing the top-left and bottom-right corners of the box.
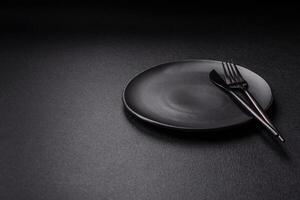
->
(167, 85), (225, 114)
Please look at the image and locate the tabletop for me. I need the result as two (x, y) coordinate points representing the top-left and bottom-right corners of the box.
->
(0, 4), (299, 200)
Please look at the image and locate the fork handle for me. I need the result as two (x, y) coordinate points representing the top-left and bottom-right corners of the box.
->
(227, 90), (285, 142)
(243, 90), (278, 131)
(241, 90), (285, 142)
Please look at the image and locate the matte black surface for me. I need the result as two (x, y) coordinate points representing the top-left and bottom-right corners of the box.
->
(123, 60), (272, 130)
(0, 5), (300, 200)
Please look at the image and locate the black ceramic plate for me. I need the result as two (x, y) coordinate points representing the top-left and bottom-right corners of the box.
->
(123, 60), (273, 131)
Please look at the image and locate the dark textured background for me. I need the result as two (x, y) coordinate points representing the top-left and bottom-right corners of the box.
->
(0, 3), (299, 200)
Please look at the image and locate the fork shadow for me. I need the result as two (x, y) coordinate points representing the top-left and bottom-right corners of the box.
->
(123, 103), (290, 160)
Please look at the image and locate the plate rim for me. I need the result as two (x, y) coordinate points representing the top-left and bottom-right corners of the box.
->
(122, 59), (274, 131)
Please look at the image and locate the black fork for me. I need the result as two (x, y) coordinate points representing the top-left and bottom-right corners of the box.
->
(222, 61), (285, 142)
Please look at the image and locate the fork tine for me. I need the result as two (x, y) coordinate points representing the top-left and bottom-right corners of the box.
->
(229, 62), (239, 82)
(222, 62), (230, 84)
(225, 62), (234, 83)
(233, 62), (245, 82)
